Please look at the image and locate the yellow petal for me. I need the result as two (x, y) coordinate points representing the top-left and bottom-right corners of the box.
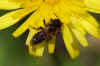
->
(71, 17), (86, 35)
(48, 38), (56, 54)
(28, 45), (45, 56)
(54, 3), (70, 24)
(21, 0), (42, 8)
(80, 18), (100, 39)
(28, 45), (36, 56)
(0, 0), (22, 9)
(66, 42), (80, 59)
(12, 10), (42, 37)
(62, 25), (79, 59)
(44, 10), (57, 24)
(62, 24), (73, 45)
(71, 28), (88, 47)
(0, 8), (33, 30)
(35, 46), (45, 56)
(28, 44), (45, 56)
(12, 18), (44, 38)
(26, 28), (45, 56)
(63, 0), (86, 15)
(64, 38), (80, 59)
(12, 4), (53, 37)
(82, 13), (99, 28)
(85, 0), (100, 13)
(74, 24), (86, 35)
(26, 28), (38, 46)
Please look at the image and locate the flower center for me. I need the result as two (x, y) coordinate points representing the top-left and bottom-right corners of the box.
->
(44, 0), (59, 5)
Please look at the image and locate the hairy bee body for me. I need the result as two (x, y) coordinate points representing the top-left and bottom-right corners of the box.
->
(30, 19), (62, 45)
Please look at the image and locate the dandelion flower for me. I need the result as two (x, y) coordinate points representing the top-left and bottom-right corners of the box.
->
(0, 0), (100, 59)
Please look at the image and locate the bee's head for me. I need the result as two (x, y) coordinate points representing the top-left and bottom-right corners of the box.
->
(51, 19), (62, 27)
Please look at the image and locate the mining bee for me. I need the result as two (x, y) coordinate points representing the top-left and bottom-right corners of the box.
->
(30, 19), (62, 45)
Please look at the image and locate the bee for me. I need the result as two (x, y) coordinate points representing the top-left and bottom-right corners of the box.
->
(30, 19), (62, 45)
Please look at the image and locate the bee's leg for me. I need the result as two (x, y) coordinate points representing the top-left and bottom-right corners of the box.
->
(32, 27), (44, 31)
(43, 19), (46, 26)
(37, 27), (44, 30)
(47, 35), (52, 41)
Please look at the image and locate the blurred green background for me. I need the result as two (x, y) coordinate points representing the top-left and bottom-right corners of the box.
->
(0, 10), (100, 66)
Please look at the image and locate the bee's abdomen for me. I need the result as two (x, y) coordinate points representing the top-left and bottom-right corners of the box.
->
(31, 31), (47, 44)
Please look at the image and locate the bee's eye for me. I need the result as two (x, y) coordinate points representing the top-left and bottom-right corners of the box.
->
(32, 36), (39, 42)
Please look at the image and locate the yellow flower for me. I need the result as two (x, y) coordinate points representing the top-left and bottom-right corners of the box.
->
(0, 0), (100, 59)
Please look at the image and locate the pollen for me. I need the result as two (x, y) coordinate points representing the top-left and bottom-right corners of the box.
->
(44, 0), (60, 5)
